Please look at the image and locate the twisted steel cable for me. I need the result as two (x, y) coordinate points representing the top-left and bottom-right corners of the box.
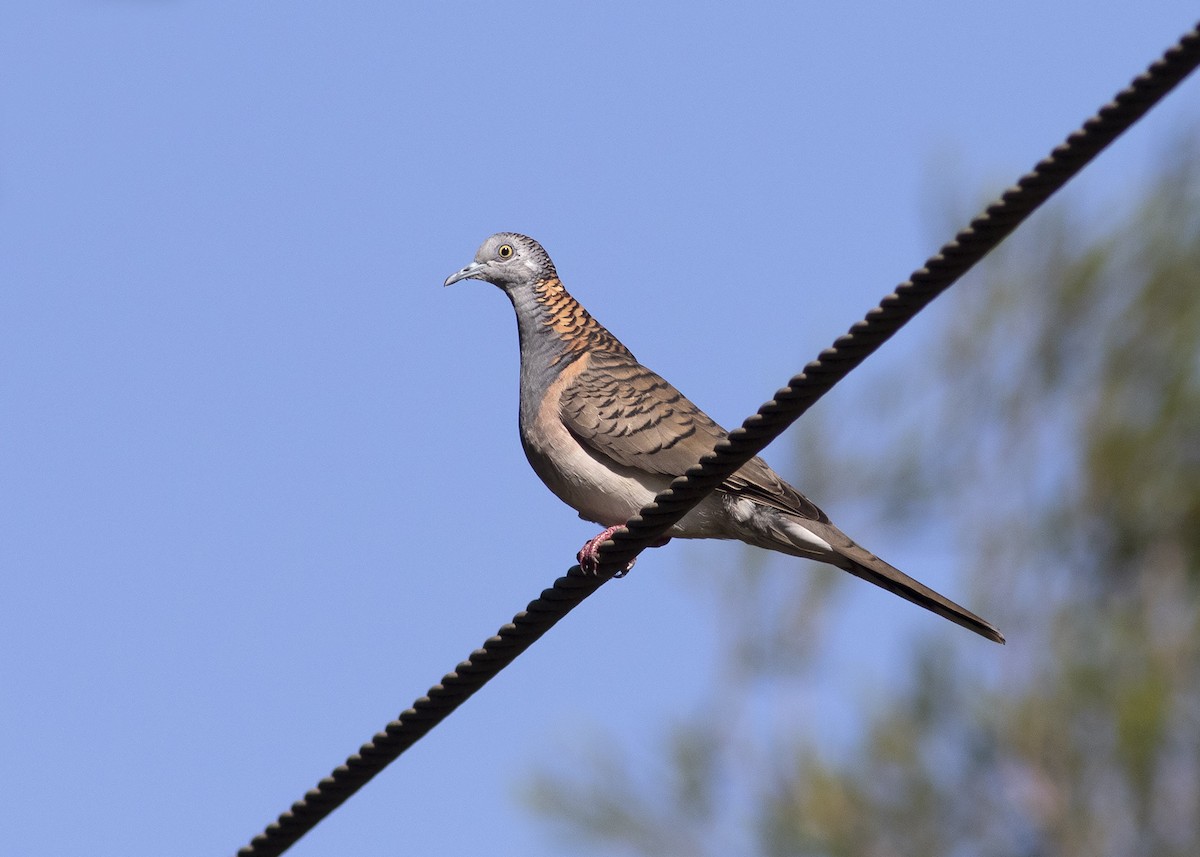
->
(597, 20), (1200, 573)
(237, 21), (1200, 857)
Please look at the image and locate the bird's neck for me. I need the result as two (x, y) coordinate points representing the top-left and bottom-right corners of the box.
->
(509, 278), (633, 374)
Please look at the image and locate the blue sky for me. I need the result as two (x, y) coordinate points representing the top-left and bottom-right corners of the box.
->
(2, 3), (1198, 856)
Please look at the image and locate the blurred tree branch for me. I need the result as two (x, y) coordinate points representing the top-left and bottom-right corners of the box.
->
(527, 129), (1200, 857)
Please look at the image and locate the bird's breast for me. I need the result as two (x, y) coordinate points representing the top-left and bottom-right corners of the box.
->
(519, 354), (665, 527)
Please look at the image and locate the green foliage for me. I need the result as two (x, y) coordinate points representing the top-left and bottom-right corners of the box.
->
(527, 132), (1200, 856)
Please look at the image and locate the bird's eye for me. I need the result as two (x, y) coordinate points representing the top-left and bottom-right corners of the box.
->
(497, 244), (514, 259)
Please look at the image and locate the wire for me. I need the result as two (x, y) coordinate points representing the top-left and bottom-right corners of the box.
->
(237, 569), (605, 857)
(236, 20), (1200, 857)
(596, 20), (1200, 573)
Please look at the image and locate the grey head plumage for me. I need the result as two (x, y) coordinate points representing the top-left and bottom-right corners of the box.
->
(443, 232), (557, 291)
(444, 232), (633, 369)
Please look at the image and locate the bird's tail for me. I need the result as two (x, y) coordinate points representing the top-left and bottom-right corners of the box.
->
(772, 517), (1005, 644)
(832, 543), (1004, 644)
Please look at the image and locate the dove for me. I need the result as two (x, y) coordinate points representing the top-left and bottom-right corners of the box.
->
(445, 232), (1003, 643)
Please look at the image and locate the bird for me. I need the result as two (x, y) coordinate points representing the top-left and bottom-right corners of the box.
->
(444, 232), (1004, 644)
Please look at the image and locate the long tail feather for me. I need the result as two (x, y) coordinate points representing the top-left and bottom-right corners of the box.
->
(833, 542), (1005, 644)
(767, 514), (1005, 644)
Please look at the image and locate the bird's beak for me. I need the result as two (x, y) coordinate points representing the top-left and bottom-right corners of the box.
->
(444, 261), (486, 287)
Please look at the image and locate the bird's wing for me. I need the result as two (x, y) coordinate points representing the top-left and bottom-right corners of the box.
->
(559, 351), (829, 523)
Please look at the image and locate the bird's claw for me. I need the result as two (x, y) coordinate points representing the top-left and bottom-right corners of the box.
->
(577, 526), (631, 576)
(576, 529), (672, 577)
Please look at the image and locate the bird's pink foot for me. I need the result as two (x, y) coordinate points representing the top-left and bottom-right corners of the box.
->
(577, 525), (625, 575)
(576, 528), (673, 577)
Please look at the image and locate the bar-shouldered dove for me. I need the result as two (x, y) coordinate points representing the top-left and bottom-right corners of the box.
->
(445, 232), (1003, 643)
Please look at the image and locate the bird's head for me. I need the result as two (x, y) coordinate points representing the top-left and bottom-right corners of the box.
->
(443, 232), (558, 292)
